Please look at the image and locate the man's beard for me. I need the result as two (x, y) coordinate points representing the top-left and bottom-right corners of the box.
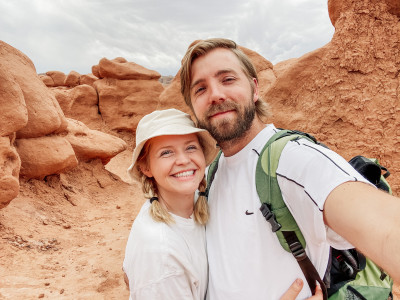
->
(197, 100), (256, 143)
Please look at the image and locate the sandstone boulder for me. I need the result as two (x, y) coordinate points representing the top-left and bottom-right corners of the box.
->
(16, 136), (78, 179)
(0, 67), (28, 136)
(0, 41), (68, 139)
(52, 85), (101, 130)
(92, 65), (100, 78)
(94, 78), (163, 131)
(52, 87), (72, 113)
(46, 71), (66, 87)
(65, 119), (127, 164)
(80, 74), (98, 87)
(64, 70), (81, 87)
(95, 57), (161, 80)
(68, 85), (100, 129)
(0, 135), (21, 209)
(39, 74), (55, 87)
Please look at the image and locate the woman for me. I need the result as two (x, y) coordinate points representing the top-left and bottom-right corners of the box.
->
(123, 108), (217, 300)
(122, 108), (322, 300)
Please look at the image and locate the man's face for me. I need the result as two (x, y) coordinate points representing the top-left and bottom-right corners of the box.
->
(189, 48), (259, 143)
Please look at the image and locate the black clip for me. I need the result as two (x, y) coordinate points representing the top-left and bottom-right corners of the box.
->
(288, 241), (307, 261)
(260, 203), (282, 232)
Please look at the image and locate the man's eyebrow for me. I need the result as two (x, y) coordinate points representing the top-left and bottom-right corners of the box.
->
(190, 69), (238, 91)
(190, 78), (204, 91)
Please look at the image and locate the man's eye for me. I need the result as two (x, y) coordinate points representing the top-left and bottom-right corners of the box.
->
(195, 87), (205, 94)
(223, 77), (235, 83)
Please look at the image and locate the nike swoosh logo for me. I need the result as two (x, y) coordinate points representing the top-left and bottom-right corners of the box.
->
(245, 210), (254, 215)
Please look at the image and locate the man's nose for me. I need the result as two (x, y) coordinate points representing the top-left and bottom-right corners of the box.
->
(209, 82), (225, 104)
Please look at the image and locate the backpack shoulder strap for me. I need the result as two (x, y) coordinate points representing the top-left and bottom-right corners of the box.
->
(205, 150), (222, 198)
(256, 129), (328, 299)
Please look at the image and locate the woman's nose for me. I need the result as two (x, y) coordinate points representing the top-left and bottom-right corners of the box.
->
(175, 152), (191, 165)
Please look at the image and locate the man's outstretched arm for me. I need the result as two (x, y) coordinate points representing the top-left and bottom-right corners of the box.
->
(324, 181), (400, 282)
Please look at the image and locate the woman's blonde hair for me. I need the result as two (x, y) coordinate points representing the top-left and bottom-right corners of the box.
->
(136, 137), (209, 225)
(180, 38), (270, 122)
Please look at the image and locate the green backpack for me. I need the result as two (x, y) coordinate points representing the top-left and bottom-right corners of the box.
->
(206, 129), (393, 300)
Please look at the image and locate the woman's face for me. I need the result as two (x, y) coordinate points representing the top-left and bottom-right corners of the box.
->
(141, 133), (206, 199)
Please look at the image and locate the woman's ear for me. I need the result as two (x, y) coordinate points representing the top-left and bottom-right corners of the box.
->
(138, 163), (153, 178)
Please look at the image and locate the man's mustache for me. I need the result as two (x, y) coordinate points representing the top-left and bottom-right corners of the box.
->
(205, 101), (239, 118)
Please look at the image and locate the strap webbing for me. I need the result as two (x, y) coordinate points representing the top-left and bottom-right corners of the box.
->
(282, 231), (328, 300)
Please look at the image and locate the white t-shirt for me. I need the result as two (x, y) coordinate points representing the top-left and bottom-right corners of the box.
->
(206, 125), (371, 300)
(123, 200), (208, 300)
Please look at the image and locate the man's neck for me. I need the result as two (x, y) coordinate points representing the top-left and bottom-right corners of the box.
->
(219, 118), (265, 157)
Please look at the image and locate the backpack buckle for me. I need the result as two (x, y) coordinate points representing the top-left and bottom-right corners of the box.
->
(288, 241), (307, 261)
(260, 203), (282, 232)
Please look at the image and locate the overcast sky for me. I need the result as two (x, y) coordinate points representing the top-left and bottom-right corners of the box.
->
(0, 0), (334, 76)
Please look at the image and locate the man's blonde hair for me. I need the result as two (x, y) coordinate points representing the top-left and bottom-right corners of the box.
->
(136, 139), (209, 225)
(180, 38), (269, 122)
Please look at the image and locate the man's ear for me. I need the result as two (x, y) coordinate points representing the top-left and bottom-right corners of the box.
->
(252, 78), (259, 103)
(139, 163), (153, 178)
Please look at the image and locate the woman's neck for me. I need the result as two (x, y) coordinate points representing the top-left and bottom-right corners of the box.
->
(158, 193), (195, 219)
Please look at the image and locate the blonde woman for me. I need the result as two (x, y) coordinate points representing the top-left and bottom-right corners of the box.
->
(123, 109), (217, 300)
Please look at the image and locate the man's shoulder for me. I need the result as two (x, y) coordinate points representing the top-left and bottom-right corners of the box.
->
(248, 124), (279, 151)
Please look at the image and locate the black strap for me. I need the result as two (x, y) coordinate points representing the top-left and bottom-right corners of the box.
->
(282, 231), (328, 300)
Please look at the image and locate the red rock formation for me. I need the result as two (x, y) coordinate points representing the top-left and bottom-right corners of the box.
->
(64, 70), (81, 87)
(0, 135), (20, 208)
(92, 64), (100, 78)
(0, 68), (28, 136)
(52, 84), (101, 130)
(92, 58), (164, 132)
(39, 74), (55, 87)
(46, 71), (66, 86)
(0, 41), (127, 207)
(94, 78), (162, 131)
(80, 73), (98, 87)
(0, 42), (68, 139)
(65, 119), (127, 164)
(264, 0), (400, 194)
(95, 57), (161, 80)
(15, 136), (78, 179)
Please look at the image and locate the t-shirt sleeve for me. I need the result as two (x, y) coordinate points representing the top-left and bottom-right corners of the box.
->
(276, 139), (373, 248)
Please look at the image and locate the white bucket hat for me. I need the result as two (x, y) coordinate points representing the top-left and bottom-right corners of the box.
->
(127, 108), (217, 181)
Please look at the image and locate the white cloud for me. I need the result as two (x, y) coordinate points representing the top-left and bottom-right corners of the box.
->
(0, 0), (334, 75)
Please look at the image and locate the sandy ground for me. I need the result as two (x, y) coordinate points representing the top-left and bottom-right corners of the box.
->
(0, 156), (144, 299)
(0, 150), (399, 299)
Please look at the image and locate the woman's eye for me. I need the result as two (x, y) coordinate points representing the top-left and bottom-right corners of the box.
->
(160, 150), (172, 157)
(187, 145), (198, 151)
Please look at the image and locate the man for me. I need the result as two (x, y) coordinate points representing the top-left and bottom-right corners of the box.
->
(179, 38), (400, 299)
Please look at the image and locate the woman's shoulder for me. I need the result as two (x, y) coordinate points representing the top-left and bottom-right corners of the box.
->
(130, 201), (167, 241)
